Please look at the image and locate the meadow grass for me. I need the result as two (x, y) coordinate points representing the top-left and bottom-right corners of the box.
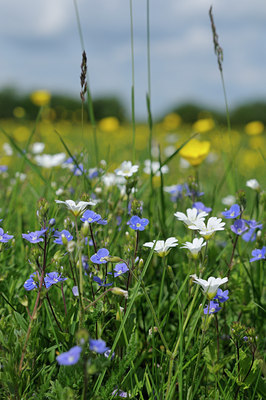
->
(0, 2), (265, 400)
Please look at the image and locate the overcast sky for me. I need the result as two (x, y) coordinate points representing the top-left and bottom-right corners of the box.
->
(1, 0), (266, 118)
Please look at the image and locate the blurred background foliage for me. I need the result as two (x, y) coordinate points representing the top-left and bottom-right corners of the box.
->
(1, 86), (266, 126)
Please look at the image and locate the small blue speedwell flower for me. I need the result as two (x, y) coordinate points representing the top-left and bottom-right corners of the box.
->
(22, 229), (46, 244)
(108, 263), (129, 277)
(203, 301), (221, 314)
(230, 219), (248, 236)
(89, 339), (109, 354)
(24, 272), (39, 291)
(56, 346), (82, 365)
(214, 288), (229, 303)
(91, 248), (109, 264)
(93, 276), (113, 287)
(127, 216), (149, 231)
(44, 272), (67, 288)
(0, 227), (13, 243)
(250, 246), (266, 262)
(222, 204), (241, 219)
(54, 230), (73, 245)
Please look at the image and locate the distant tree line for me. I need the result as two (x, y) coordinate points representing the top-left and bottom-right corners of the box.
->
(0, 87), (266, 125)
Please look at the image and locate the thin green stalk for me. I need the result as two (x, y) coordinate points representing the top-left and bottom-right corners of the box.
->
(158, 257), (167, 319)
(73, 0), (99, 164)
(190, 301), (210, 400)
(165, 284), (200, 398)
(75, 217), (84, 326)
(130, 0), (136, 164)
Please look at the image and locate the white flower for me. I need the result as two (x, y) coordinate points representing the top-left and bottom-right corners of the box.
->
(181, 238), (206, 258)
(143, 237), (178, 257)
(189, 217), (225, 239)
(143, 160), (169, 176)
(3, 142), (13, 156)
(32, 142), (45, 154)
(246, 179), (260, 191)
(15, 172), (26, 182)
(115, 161), (139, 178)
(222, 195), (236, 206)
(55, 199), (95, 216)
(174, 208), (208, 227)
(191, 275), (228, 299)
(179, 158), (190, 169)
(102, 173), (126, 187)
(35, 153), (66, 168)
(164, 145), (176, 157)
(56, 188), (64, 196)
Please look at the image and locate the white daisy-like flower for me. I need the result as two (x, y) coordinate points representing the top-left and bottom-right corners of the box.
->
(102, 173), (126, 187)
(174, 208), (208, 228)
(115, 161), (139, 178)
(55, 199), (95, 217)
(221, 195), (236, 206)
(189, 217), (225, 240)
(246, 179), (260, 191)
(143, 160), (169, 176)
(32, 142), (45, 154)
(181, 237), (206, 258)
(35, 153), (66, 168)
(190, 275), (228, 299)
(143, 237), (178, 257)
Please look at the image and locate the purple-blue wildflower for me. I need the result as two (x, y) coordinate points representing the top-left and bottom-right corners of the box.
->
(93, 276), (113, 287)
(89, 339), (109, 354)
(80, 209), (101, 224)
(56, 346), (82, 365)
(44, 272), (67, 288)
(203, 301), (221, 314)
(24, 272), (39, 291)
(192, 201), (212, 214)
(230, 219), (248, 235)
(108, 263), (129, 277)
(90, 248), (109, 264)
(250, 246), (266, 263)
(127, 215), (149, 231)
(0, 227), (13, 243)
(112, 389), (130, 398)
(54, 229), (73, 245)
(22, 229), (47, 243)
(242, 220), (263, 242)
(214, 289), (229, 303)
(222, 204), (241, 219)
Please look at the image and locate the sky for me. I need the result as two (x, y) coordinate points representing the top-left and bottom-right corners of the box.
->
(1, 0), (266, 119)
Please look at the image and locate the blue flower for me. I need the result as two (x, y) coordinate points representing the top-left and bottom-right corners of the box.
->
(44, 272), (67, 288)
(56, 346), (82, 365)
(184, 183), (204, 199)
(0, 166), (8, 173)
(214, 289), (229, 303)
(49, 218), (56, 226)
(112, 389), (130, 398)
(54, 229), (73, 244)
(222, 204), (241, 219)
(230, 219), (248, 235)
(81, 209), (101, 224)
(22, 229), (47, 243)
(93, 276), (113, 287)
(73, 163), (85, 176)
(91, 248), (109, 264)
(203, 301), (221, 314)
(89, 339), (109, 354)
(0, 227), (13, 243)
(127, 216), (149, 231)
(24, 272), (39, 291)
(108, 263), (129, 277)
(250, 246), (266, 263)
(242, 220), (263, 242)
(192, 202), (212, 214)
(97, 218), (108, 225)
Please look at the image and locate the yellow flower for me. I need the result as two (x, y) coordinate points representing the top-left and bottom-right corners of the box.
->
(179, 139), (210, 166)
(30, 90), (51, 106)
(13, 107), (25, 118)
(99, 117), (119, 132)
(192, 118), (214, 133)
(244, 121), (264, 136)
(163, 113), (181, 130)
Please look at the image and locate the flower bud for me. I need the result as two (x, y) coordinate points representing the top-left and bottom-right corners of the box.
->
(111, 287), (128, 299)
(81, 221), (89, 237)
(67, 240), (76, 253)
